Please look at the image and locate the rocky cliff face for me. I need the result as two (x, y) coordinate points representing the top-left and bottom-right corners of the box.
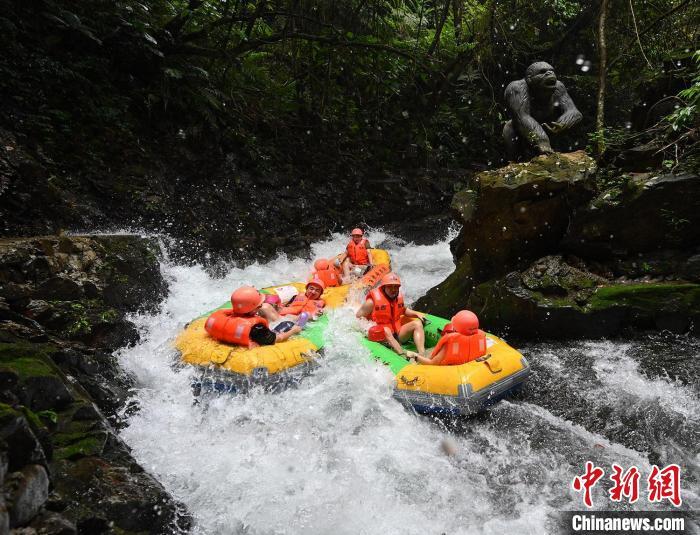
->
(0, 235), (189, 533)
(416, 151), (700, 338)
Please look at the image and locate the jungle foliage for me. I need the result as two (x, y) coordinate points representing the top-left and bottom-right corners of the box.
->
(2, 0), (699, 178)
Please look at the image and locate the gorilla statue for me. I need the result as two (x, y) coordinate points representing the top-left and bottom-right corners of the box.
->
(503, 61), (582, 162)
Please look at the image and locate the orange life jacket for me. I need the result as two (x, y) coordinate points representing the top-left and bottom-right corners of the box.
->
(204, 309), (268, 347)
(431, 331), (487, 365)
(368, 288), (405, 334)
(346, 238), (370, 265)
(279, 294), (325, 316)
(313, 267), (341, 288)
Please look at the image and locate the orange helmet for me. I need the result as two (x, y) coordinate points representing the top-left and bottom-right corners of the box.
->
(231, 286), (265, 314)
(351, 228), (364, 236)
(451, 310), (479, 335)
(441, 322), (456, 335)
(379, 272), (401, 288)
(306, 278), (325, 292)
(314, 258), (330, 271)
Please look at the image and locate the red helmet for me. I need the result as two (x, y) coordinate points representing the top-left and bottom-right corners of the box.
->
(368, 325), (387, 342)
(306, 278), (325, 292)
(314, 258), (330, 271)
(441, 322), (456, 335)
(231, 286), (264, 314)
(451, 310), (479, 335)
(351, 228), (364, 236)
(379, 272), (401, 288)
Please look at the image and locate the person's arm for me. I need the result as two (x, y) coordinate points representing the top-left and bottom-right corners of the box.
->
(279, 303), (303, 316)
(415, 345), (446, 365)
(367, 248), (373, 266)
(356, 298), (374, 319)
(404, 307), (426, 321)
(275, 325), (301, 343)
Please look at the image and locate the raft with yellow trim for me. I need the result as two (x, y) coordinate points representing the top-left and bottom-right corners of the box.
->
(363, 314), (531, 416)
(175, 250), (391, 393)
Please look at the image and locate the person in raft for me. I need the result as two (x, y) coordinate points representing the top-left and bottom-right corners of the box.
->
(205, 286), (301, 348)
(342, 228), (373, 280)
(355, 272), (427, 358)
(311, 258), (341, 288)
(279, 278), (326, 319)
(412, 310), (488, 365)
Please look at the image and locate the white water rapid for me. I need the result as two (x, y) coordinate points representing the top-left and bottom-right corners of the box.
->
(117, 229), (700, 534)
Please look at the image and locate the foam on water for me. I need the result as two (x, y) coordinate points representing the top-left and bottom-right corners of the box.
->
(117, 228), (699, 534)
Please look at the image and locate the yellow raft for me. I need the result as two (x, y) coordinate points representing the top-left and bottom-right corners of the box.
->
(175, 250), (391, 393)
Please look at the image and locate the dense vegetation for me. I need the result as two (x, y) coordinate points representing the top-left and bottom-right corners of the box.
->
(1, 0), (698, 250)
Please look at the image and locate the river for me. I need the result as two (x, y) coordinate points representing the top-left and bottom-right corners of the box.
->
(116, 229), (700, 534)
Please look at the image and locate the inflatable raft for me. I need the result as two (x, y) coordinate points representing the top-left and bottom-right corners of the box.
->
(175, 249), (530, 415)
(175, 250), (391, 394)
(362, 315), (531, 415)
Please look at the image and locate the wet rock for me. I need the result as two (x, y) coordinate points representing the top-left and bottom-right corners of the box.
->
(466, 255), (700, 338)
(5, 464), (49, 527)
(21, 375), (73, 412)
(29, 510), (77, 535)
(564, 172), (700, 259)
(35, 277), (83, 302)
(0, 405), (47, 471)
(417, 151), (596, 315)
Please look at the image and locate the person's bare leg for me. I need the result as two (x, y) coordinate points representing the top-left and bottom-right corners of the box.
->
(399, 320), (426, 356)
(259, 303), (281, 322)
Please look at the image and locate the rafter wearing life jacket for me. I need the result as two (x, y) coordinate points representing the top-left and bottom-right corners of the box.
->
(312, 258), (341, 288)
(367, 286), (406, 335)
(430, 310), (487, 365)
(430, 331), (487, 365)
(205, 309), (267, 348)
(346, 235), (370, 265)
(205, 286), (269, 347)
(279, 279), (325, 316)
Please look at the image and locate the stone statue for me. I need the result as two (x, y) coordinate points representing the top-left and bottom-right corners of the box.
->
(503, 61), (582, 161)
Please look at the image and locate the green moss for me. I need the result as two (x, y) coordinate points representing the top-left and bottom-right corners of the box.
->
(0, 342), (56, 378)
(588, 283), (700, 312)
(0, 402), (21, 420)
(54, 435), (104, 460)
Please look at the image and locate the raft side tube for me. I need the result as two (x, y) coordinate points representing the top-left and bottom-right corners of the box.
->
(393, 356), (531, 416)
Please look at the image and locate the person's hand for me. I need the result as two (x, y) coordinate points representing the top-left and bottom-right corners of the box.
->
(405, 350), (420, 362)
(290, 325), (302, 335)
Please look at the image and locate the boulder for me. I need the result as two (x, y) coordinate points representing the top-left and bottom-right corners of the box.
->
(466, 256), (700, 338)
(416, 151), (596, 314)
(29, 510), (77, 535)
(564, 172), (700, 259)
(21, 375), (73, 412)
(450, 151), (596, 277)
(0, 405), (47, 471)
(5, 464), (49, 527)
(35, 276), (83, 302)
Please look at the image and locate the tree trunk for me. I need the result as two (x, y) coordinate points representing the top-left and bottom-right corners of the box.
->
(595, 0), (608, 157)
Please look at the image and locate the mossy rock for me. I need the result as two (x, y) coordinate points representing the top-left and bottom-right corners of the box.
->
(53, 432), (107, 461)
(449, 151), (597, 287)
(565, 172), (700, 258)
(588, 283), (700, 314)
(465, 257), (700, 339)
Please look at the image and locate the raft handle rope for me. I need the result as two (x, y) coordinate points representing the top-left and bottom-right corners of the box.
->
(475, 353), (492, 363)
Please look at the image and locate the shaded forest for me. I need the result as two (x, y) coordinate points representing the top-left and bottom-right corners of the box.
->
(1, 0), (698, 257)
